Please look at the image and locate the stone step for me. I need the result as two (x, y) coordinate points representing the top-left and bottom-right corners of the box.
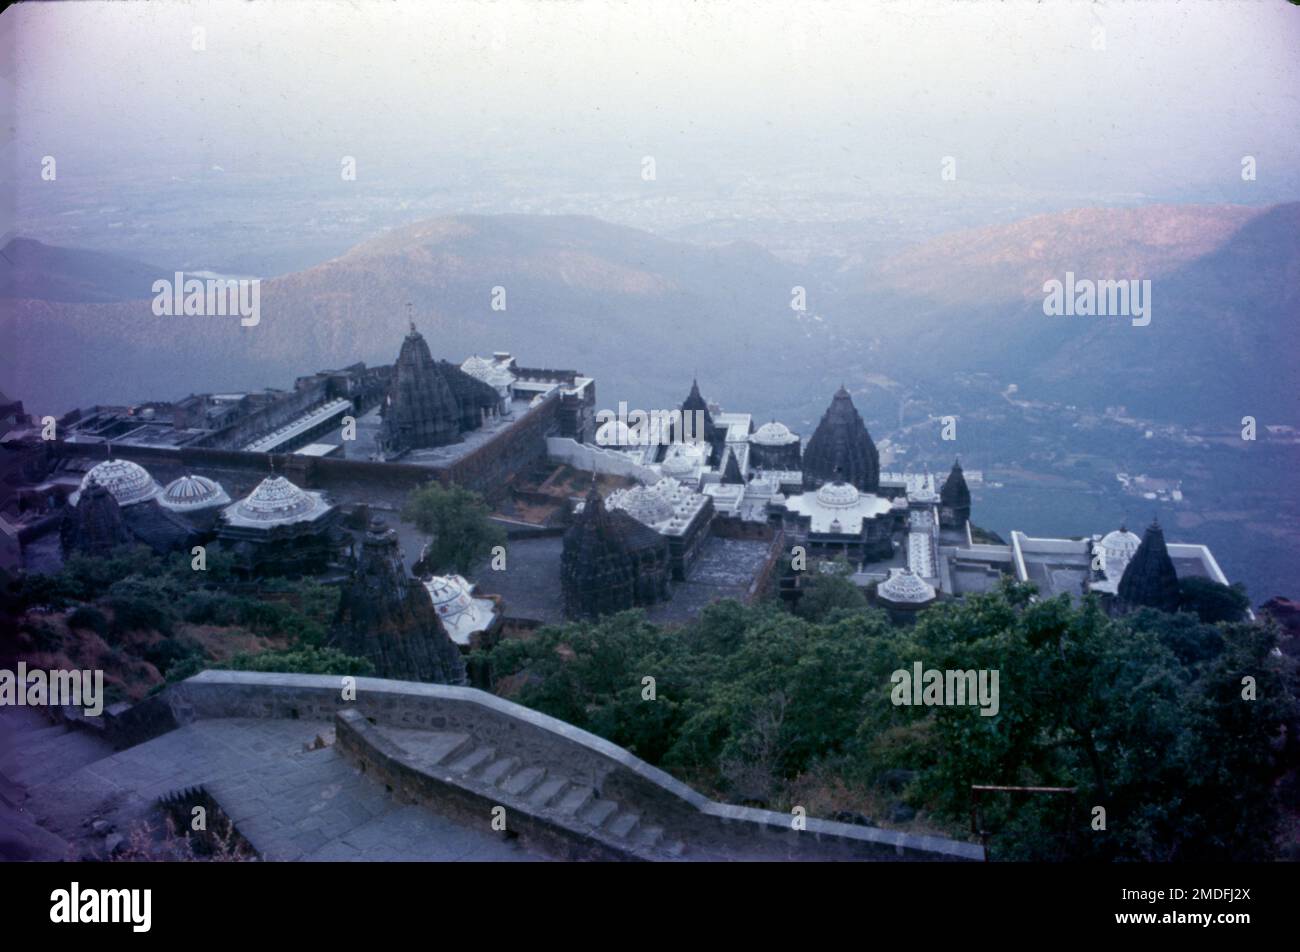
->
(378, 728), (474, 768)
(579, 798), (619, 829)
(606, 811), (641, 840)
(447, 745), (497, 777)
(0, 725), (66, 770)
(420, 732), (475, 766)
(555, 785), (594, 817)
(478, 756), (520, 788)
(12, 724), (68, 748)
(500, 765), (547, 798)
(4, 729), (114, 788)
(636, 825), (665, 850)
(528, 778), (570, 809)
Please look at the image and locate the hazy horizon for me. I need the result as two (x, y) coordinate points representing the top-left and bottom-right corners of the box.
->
(4, 0), (1300, 269)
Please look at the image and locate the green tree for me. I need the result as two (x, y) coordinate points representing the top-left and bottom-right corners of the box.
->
(1178, 576), (1250, 624)
(401, 481), (506, 575)
(793, 558), (869, 622)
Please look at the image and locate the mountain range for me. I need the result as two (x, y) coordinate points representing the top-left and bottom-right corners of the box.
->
(3, 203), (1296, 429)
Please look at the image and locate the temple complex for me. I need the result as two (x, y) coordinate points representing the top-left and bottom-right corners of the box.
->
(61, 459), (197, 557)
(3, 330), (1246, 631)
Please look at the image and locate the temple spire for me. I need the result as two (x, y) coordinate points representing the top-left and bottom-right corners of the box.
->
(801, 387), (880, 493)
(939, 458), (971, 529)
(1117, 518), (1180, 612)
(721, 449), (745, 484)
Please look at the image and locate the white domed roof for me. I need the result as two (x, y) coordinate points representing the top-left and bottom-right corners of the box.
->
(878, 568), (937, 605)
(1098, 527), (1142, 579)
(815, 481), (860, 509)
(425, 574), (474, 616)
(595, 419), (651, 447)
(423, 574), (497, 645)
(662, 453), (695, 476)
(233, 475), (322, 523)
(607, 484), (675, 526)
(161, 474), (230, 510)
(75, 459), (161, 507)
(751, 421), (798, 446)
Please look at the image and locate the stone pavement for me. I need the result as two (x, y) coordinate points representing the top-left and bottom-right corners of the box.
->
(1, 712), (542, 861)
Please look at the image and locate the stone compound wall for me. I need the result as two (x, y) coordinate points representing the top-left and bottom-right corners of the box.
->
(104, 670), (983, 862)
(49, 395), (557, 501)
(546, 437), (662, 485)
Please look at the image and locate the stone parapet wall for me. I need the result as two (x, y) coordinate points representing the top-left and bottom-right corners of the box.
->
(333, 709), (636, 861)
(110, 671), (983, 862)
(545, 437), (662, 484)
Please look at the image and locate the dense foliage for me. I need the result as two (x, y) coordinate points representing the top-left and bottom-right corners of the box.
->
(1, 545), (365, 701)
(6, 542), (1292, 861)
(479, 574), (1297, 861)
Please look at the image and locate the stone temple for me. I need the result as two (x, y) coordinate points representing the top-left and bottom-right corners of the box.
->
(1117, 519), (1181, 612)
(801, 386), (881, 493)
(61, 459), (197, 558)
(546, 380), (1239, 622)
(330, 520), (467, 685)
(378, 323), (504, 459)
(218, 475), (343, 578)
(938, 459), (971, 530)
(561, 487), (671, 619)
(5, 332), (1242, 632)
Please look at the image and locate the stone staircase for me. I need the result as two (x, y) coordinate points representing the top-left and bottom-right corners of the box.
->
(0, 709), (116, 790)
(378, 725), (688, 860)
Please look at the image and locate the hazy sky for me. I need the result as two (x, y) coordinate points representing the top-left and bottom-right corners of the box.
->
(3, 0), (1299, 201)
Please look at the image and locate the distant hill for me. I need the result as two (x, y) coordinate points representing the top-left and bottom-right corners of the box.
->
(5, 205), (1297, 428)
(848, 203), (1300, 422)
(0, 238), (171, 304)
(0, 216), (830, 417)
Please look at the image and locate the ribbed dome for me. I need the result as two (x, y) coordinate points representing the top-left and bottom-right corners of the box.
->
(607, 484), (675, 526)
(161, 474), (231, 510)
(75, 459), (161, 507)
(878, 568), (937, 604)
(751, 421), (798, 446)
(424, 574), (474, 617)
(234, 476), (320, 522)
(1098, 527), (1142, 579)
(662, 452), (696, 476)
(815, 481), (860, 509)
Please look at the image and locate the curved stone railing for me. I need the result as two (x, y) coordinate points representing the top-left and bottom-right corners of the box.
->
(110, 670), (983, 862)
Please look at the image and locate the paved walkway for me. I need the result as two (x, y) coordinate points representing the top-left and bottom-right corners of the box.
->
(1, 713), (542, 861)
